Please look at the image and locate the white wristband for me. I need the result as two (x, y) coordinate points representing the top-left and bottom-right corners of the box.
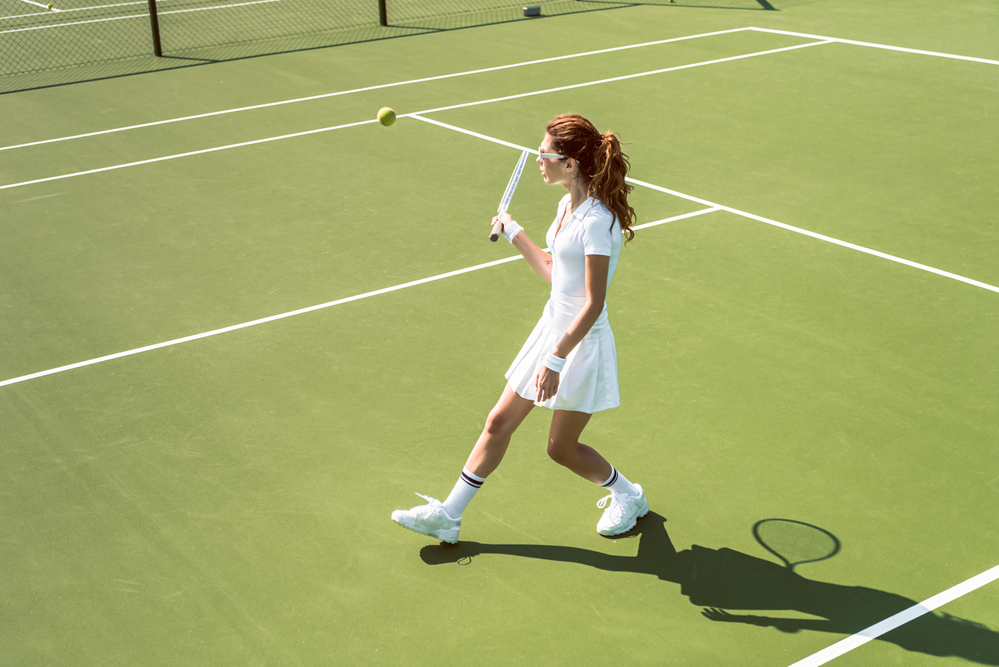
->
(543, 352), (566, 373)
(502, 220), (523, 243)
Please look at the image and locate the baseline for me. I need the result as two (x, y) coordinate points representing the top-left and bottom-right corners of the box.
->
(0, 208), (716, 388)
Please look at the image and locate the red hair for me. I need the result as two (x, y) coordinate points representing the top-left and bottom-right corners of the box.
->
(546, 114), (636, 242)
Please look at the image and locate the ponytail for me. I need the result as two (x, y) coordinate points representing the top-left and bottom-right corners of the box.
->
(546, 114), (636, 242)
(591, 131), (636, 242)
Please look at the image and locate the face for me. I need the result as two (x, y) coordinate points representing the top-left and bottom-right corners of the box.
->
(537, 133), (573, 187)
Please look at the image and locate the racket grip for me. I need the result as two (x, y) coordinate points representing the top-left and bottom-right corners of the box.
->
(489, 219), (504, 242)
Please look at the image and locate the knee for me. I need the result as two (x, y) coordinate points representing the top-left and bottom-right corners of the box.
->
(547, 438), (575, 467)
(485, 408), (515, 438)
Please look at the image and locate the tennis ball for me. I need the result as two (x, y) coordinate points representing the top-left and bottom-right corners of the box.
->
(46, 3), (52, 7)
(377, 107), (396, 127)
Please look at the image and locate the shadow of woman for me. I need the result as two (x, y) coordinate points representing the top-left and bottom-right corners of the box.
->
(420, 512), (999, 665)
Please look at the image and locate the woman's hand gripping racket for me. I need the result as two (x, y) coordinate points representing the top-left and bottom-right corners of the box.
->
(489, 150), (530, 242)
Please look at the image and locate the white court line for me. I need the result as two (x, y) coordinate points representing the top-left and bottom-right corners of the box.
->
(0, 12), (140, 32)
(628, 178), (999, 295)
(0, 27), (752, 151)
(410, 113), (532, 153)
(408, 115), (999, 296)
(404, 40), (833, 117)
(0, 40), (831, 192)
(0, 118), (377, 191)
(790, 563), (999, 667)
(0, 209), (711, 389)
(749, 26), (999, 66)
(53, 1), (146, 11)
(2, 0), (155, 20)
(159, 0), (279, 15)
(0, 0), (279, 34)
(3, 23), (991, 148)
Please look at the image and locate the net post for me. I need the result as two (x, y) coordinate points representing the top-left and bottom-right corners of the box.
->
(148, 0), (163, 57)
(378, 0), (387, 26)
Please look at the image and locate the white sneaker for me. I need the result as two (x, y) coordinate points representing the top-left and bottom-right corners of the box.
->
(391, 493), (461, 544)
(596, 484), (649, 536)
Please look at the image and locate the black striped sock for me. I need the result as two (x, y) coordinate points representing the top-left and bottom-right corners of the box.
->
(600, 466), (638, 496)
(442, 468), (486, 518)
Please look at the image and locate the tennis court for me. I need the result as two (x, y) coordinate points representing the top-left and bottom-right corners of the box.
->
(2, 1), (997, 665)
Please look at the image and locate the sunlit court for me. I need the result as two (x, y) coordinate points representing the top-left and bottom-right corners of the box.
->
(1, 0), (997, 664)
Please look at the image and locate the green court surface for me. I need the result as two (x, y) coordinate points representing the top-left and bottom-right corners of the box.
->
(1, 1), (997, 665)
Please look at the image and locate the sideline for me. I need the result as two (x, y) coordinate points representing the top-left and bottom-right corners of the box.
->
(410, 115), (999, 296)
(0, 209), (715, 388)
(789, 563), (999, 666)
(0, 40), (830, 191)
(0, 27), (752, 151)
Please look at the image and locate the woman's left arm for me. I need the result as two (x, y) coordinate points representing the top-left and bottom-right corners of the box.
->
(554, 254), (608, 357)
(534, 255), (609, 402)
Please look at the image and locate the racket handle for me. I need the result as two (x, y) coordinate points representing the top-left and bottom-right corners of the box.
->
(489, 219), (504, 242)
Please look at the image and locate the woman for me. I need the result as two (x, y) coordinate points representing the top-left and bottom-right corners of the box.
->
(391, 114), (647, 543)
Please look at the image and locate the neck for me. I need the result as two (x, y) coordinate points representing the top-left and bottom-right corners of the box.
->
(565, 178), (589, 212)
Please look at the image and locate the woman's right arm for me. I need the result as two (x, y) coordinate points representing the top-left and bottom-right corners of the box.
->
(493, 212), (552, 285)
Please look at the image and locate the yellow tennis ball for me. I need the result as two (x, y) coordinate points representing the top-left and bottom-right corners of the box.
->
(47, 3), (52, 7)
(377, 107), (396, 127)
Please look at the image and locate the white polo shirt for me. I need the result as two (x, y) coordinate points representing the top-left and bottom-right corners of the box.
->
(546, 194), (623, 299)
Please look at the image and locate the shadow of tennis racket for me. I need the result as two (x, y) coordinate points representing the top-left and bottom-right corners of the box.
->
(752, 518), (841, 572)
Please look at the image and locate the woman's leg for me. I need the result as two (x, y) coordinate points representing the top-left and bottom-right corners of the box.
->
(391, 385), (534, 542)
(546, 409), (613, 483)
(463, 384), (536, 477)
(547, 409), (648, 536)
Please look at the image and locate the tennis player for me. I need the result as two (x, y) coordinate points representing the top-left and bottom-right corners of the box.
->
(392, 114), (647, 543)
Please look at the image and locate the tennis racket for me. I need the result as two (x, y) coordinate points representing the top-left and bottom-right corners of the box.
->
(489, 149), (529, 242)
(752, 519), (841, 572)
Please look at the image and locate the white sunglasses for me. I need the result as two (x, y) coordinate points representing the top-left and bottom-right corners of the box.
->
(538, 146), (566, 160)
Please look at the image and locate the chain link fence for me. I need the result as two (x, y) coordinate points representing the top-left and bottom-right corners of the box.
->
(1, 0), (816, 93)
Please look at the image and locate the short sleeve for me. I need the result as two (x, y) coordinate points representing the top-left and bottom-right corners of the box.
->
(581, 202), (616, 256)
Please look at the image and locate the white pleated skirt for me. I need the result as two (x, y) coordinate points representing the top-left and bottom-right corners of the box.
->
(505, 290), (620, 413)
